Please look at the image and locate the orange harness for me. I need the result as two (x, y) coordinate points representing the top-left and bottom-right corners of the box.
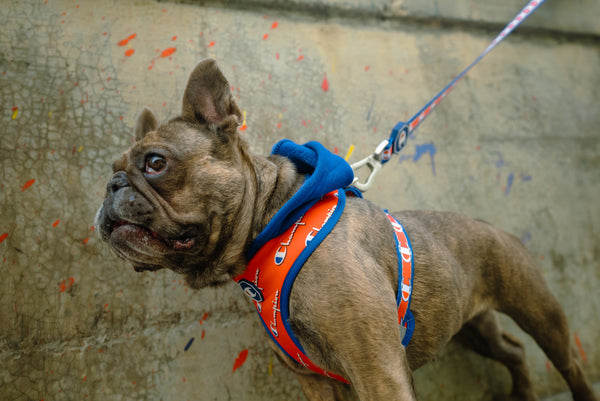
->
(234, 189), (414, 382)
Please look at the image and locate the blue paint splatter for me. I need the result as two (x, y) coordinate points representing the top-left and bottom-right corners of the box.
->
(521, 174), (532, 182)
(184, 337), (195, 351)
(397, 142), (437, 175)
(520, 231), (532, 244)
(504, 173), (514, 195)
(492, 151), (508, 168)
(413, 143), (437, 175)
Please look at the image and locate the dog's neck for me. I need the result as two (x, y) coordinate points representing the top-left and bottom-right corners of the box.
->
(246, 152), (305, 248)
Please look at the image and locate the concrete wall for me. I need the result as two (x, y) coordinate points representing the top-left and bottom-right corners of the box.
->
(1, 0), (598, 400)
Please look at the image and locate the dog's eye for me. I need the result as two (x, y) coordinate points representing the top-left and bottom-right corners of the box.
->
(145, 154), (167, 175)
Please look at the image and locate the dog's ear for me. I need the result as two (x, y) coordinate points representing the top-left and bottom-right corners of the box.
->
(181, 59), (242, 131)
(134, 107), (158, 141)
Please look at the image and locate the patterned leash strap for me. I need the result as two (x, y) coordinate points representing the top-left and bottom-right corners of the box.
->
(351, 0), (546, 191)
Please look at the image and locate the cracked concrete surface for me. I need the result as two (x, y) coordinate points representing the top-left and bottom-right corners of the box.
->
(1, 0), (598, 400)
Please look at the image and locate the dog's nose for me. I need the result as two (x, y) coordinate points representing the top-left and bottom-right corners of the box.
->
(108, 171), (130, 194)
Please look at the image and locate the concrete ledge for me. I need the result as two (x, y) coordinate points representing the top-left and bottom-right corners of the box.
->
(175, 0), (600, 37)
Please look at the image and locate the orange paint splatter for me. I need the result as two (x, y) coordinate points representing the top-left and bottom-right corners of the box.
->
(296, 55), (304, 62)
(232, 349), (249, 372)
(21, 178), (35, 192)
(364, 66), (370, 71)
(574, 333), (588, 362)
(160, 47), (176, 58)
(201, 330), (205, 339)
(199, 312), (209, 324)
(271, 21), (278, 29)
(82, 238), (89, 244)
(124, 48), (134, 57)
(171, 35), (177, 41)
(59, 278), (75, 293)
(52, 220), (60, 228)
(239, 124), (247, 131)
(263, 33), (269, 40)
(0, 233), (8, 244)
(322, 75), (329, 91)
(208, 41), (215, 48)
(118, 33), (136, 46)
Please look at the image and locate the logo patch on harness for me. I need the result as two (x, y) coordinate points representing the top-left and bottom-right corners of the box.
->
(239, 279), (264, 303)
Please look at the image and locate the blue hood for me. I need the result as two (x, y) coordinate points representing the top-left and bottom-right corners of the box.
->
(246, 140), (355, 258)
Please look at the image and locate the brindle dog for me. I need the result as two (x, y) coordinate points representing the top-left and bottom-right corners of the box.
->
(95, 59), (597, 401)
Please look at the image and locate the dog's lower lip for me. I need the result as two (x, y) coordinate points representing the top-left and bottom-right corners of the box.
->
(112, 220), (196, 251)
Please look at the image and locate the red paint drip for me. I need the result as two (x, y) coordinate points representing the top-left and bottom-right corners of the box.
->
(232, 349), (249, 372)
(321, 75), (329, 92)
(125, 48), (134, 57)
(21, 178), (35, 192)
(160, 47), (176, 58)
(118, 33), (136, 46)
(0, 233), (8, 244)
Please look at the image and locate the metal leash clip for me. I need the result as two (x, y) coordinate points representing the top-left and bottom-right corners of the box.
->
(350, 139), (389, 192)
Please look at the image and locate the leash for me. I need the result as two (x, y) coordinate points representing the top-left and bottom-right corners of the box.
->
(351, 0), (546, 192)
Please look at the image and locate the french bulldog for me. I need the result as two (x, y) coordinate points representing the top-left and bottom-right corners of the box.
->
(95, 59), (597, 401)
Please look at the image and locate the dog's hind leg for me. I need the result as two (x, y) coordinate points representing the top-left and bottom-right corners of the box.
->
(499, 287), (598, 401)
(455, 309), (536, 401)
(481, 230), (597, 401)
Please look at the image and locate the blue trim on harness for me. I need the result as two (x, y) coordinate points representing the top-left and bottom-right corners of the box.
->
(280, 189), (348, 355)
(400, 223), (415, 347)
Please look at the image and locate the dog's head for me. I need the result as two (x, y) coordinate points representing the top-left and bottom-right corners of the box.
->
(95, 59), (255, 288)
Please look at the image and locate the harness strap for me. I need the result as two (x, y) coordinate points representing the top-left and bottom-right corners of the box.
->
(385, 211), (415, 347)
(235, 190), (349, 383)
(235, 192), (416, 382)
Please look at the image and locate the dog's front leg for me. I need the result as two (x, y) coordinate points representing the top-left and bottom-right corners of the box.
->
(270, 344), (356, 401)
(341, 342), (416, 401)
(290, 260), (418, 400)
(296, 373), (356, 401)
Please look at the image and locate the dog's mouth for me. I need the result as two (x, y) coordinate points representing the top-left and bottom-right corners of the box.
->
(109, 220), (198, 271)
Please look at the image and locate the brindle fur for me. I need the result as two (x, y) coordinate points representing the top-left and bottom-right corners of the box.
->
(96, 59), (597, 401)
